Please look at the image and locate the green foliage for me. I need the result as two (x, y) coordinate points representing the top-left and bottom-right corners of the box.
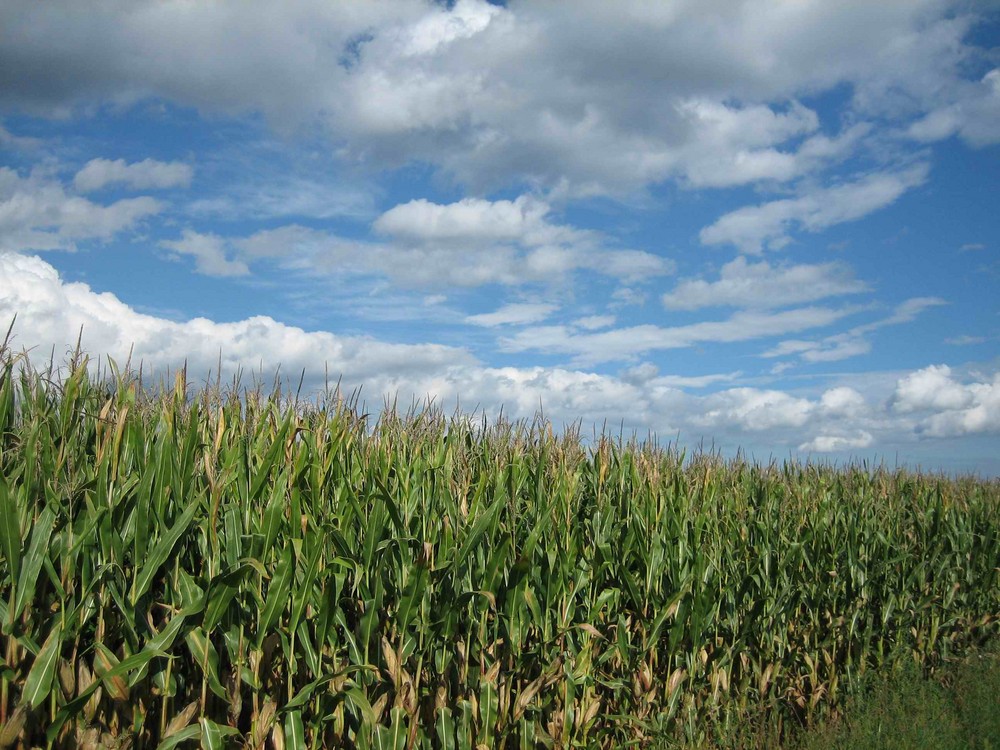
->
(796, 645), (1000, 750)
(0, 345), (997, 748)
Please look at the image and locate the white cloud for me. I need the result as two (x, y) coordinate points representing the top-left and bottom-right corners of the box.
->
(0, 166), (161, 252)
(0, 0), (983, 195)
(2, 253), (996, 461)
(798, 431), (873, 452)
(503, 305), (857, 365)
(0, 121), (42, 150)
(694, 388), (813, 431)
(620, 363), (743, 389)
(763, 297), (946, 364)
(573, 315), (615, 331)
(74, 158), (193, 192)
(466, 302), (557, 327)
(890, 365), (1000, 437)
(661, 257), (869, 310)
(398, 0), (500, 57)
(160, 229), (250, 278)
(945, 335), (988, 346)
(374, 196), (576, 244)
(891, 364), (975, 413)
(0, 251), (473, 392)
(610, 287), (646, 308)
(907, 69), (1000, 147)
(171, 195), (672, 288)
(700, 165), (929, 253)
(189, 177), (373, 221)
(820, 387), (867, 417)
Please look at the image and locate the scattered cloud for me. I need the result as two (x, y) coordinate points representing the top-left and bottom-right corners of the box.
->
(1, 254), (996, 457)
(166, 195), (672, 289)
(700, 165), (929, 253)
(0, 166), (161, 252)
(74, 157), (193, 192)
(798, 431), (874, 452)
(0, 121), (41, 150)
(160, 229), (250, 277)
(573, 315), (615, 331)
(763, 297), (946, 364)
(0, 1), (997, 473)
(661, 257), (869, 310)
(0, 1), (985, 195)
(189, 177), (374, 221)
(945, 334), (988, 346)
(466, 302), (557, 327)
(0, 251), (473, 392)
(620, 363), (743, 390)
(820, 387), (868, 417)
(907, 69), (1000, 147)
(374, 196), (570, 244)
(503, 305), (858, 365)
(694, 388), (813, 431)
(891, 364), (1000, 437)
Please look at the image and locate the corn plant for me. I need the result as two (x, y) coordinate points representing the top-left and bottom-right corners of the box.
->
(0, 342), (997, 749)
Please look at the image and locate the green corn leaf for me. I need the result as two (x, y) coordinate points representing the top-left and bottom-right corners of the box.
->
(130, 612), (189, 688)
(258, 543), (295, 638)
(289, 536), (324, 634)
(0, 476), (21, 583)
(436, 707), (456, 750)
(132, 498), (200, 605)
(260, 472), (288, 554)
(14, 505), (56, 619)
(21, 621), (62, 709)
(186, 627), (227, 699)
(204, 558), (265, 631)
(454, 496), (503, 570)
(155, 724), (202, 750)
(284, 710), (306, 750)
(199, 717), (239, 750)
(395, 563), (428, 633)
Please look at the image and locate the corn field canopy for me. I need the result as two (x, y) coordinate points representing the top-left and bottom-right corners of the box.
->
(0, 352), (998, 750)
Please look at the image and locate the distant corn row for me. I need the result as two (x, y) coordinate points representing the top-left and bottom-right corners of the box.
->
(0, 346), (998, 749)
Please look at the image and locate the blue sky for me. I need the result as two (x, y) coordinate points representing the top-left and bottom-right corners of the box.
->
(1, 0), (998, 474)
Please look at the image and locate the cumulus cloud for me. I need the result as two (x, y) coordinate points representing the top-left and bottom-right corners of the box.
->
(891, 364), (975, 413)
(661, 257), (869, 310)
(0, 251), (473, 393)
(820, 386), (868, 417)
(160, 229), (250, 277)
(2, 253), (996, 459)
(890, 365), (1000, 437)
(700, 165), (929, 253)
(694, 388), (813, 431)
(166, 195), (671, 288)
(907, 69), (1000, 147)
(0, 166), (161, 252)
(73, 157), (193, 192)
(374, 196), (566, 243)
(798, 431), (874, 453)
(0, 0), (986, 195)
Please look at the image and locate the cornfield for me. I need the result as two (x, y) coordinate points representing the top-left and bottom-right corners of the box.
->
(0, 344), (998, 749)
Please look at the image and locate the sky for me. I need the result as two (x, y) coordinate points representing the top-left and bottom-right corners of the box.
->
(0, 0), (998, 475)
